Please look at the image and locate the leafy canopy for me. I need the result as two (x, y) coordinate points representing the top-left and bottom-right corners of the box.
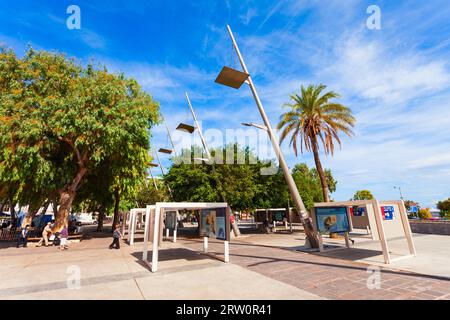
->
(0, 48), (159, 220)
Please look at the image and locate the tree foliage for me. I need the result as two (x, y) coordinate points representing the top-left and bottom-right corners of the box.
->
(437, 198), (450, 219)
(0, 48), (159, 229)
(277, 84), (355, 203)
(165, 144), (337, 212)
(353, 190), (374, 200)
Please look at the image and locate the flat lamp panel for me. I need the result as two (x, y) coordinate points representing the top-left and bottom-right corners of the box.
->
(176, 123), (195, 134)
(215, 66), (249, 89)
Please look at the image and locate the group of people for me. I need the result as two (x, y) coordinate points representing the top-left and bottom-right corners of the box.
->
(15, 221), (122, 251)
(16, 222), (69, 251)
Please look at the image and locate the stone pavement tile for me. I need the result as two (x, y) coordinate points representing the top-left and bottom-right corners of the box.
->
(178, 238), (450, 301)
(410, 293), (439, 300)
(421, 290), (449, 298)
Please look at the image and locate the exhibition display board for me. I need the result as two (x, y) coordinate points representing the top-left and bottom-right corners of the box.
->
(142, 202), (231, 273)
(255, 208), (288, 223)
(125, 208), (150, 246)
(313, 200), (416, 264)
(127, 206), (179, 246)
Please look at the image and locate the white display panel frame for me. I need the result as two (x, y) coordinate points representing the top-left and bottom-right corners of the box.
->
(142, 202), (230, 272)
(313, 200), (416, 264)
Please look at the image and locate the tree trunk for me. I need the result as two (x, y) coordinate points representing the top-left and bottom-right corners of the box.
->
(112, 189), (120, 232)
(194, 210), (201, 236)
(55, 190), (76, 231)
(311, 136), (340, 239)
(97, 204), (105, 232)
(311, 137), (330, 202)
(55, 167), (87, 231)
(9, 198), (17, 228)
(0, 200), (5, 214)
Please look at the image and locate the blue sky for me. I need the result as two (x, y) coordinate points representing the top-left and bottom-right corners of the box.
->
(1, 0), (450, 207)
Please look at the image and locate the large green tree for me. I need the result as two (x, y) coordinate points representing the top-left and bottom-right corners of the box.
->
(0, 48), (159, 230)
(277, 84), (355, 203)
(437, 198), (450, 219)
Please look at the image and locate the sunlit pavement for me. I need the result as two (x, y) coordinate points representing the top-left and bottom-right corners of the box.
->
(1, 227), (449, 300)
(0, 228), (320, 300)
(180, 232), (450, 300)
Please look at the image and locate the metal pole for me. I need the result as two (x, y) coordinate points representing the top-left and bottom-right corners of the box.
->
(162, 113), (177, 157)
(226, 25), (308, 217)
(149, 168), (158, 190)
(185, 92), (212, 160)
(394, 186), (404, 200)
(155, 150), (173, 197)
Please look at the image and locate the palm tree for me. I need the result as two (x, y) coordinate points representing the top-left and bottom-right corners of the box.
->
(277, 84), (355, 203)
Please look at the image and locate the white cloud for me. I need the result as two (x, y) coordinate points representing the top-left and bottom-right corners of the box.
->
(319, 34), (450, 105)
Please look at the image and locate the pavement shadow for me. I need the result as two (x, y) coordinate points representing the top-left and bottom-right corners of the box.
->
(315, 247), (385, 261)
(131, 247), (212, 263)
(0, 240), (20, 249)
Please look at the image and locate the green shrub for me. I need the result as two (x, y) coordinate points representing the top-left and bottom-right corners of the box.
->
(418, 208), (432, 220)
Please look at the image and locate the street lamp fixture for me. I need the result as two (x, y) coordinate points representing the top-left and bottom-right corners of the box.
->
(176, 123), (196, 134)
(158, 148), (174, 155)
(241, 122), (268, 132)
(215, 66), (249, 89)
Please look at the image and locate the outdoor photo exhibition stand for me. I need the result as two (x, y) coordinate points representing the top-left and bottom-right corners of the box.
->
(125, 208), (149, 246)
(312, 200), (416, 264)
(142, 202), (231, 273)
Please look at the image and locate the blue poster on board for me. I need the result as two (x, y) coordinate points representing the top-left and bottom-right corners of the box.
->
(315, 207), (350, 234)
(382, 206), (395, 221)
(352, 206), (366, 217)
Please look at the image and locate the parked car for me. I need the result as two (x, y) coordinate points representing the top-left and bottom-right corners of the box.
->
(72, 213), (97, 225)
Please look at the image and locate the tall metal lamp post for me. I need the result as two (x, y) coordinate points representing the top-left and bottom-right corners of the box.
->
(159, 113), (177, 157)
(215, 25), (316, 246)
(394, 186), (404, 200)
(185, 92), (212, 160)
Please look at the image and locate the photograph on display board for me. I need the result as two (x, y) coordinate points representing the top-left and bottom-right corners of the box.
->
(215, 208), (227, 241)
(200, 208), (228, 241)
(351, 206), (366, 217)
(381, 206), (395, 221)
(165, 211), (177, 230)
(272, 210), (286, 222)
(315, 207), (350, 234)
